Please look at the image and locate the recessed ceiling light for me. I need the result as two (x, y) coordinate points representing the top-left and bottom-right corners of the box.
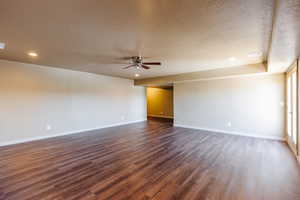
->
(228, 57), (237, 61)
(248, 52), (263, 58)
(135, 74), (140, 77)
(28, 52), (38, 57)
(0, 42), (5, 50)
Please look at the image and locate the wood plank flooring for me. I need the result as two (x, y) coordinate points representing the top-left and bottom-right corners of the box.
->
(1, 119), (300, 200)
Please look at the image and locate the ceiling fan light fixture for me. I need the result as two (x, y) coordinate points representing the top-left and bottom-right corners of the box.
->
(135, 73), (140, 77)
(0, 42), (5, 49)
(28, 52), (38, 57)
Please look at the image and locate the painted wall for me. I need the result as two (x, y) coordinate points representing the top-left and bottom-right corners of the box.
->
(174, 74), (285, 140)
(147, 87), (173, 118)
(0, 60), (147, 145)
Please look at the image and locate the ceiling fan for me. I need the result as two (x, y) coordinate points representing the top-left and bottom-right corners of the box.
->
(123, 56), (161, 70)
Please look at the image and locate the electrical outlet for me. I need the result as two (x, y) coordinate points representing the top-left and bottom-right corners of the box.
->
(227, 122), (232, 127)
(121, 116), (125, 120)
(46, 125), (52, 131)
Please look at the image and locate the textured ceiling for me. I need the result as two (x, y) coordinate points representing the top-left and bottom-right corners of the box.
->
(267, 0), (300, 72)
(0, 0), (298, 79)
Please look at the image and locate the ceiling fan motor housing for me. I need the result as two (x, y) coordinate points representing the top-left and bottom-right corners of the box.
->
(124, 56), (161, 70)
(132, 56), (143, 64)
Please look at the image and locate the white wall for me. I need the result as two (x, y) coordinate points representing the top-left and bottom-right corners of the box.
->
(174, 74), (285, 140)
(0, 60), (147, 145)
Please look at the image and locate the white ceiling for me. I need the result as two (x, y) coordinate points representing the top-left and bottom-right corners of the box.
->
(267, 0), (300, 72)
(0, 0), (298, 79)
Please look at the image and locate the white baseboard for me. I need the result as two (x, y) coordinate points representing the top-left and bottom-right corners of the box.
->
(174, 124), (285, 141)
(0, 119), (147, 147)
(148, 114), (174, 119)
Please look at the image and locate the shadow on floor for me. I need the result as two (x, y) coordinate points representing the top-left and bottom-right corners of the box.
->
(147, 116), (173, 124)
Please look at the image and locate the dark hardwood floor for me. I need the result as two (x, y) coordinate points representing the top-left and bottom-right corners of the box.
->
(1, 120), (300, 200)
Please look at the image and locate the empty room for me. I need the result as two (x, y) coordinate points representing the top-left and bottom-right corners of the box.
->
(0, 0), (300, 199)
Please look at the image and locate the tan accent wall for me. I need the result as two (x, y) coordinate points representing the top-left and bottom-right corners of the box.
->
(174, 74), (285, 139)
(147, 88), (173, 118)
(0, 60), (147, 145)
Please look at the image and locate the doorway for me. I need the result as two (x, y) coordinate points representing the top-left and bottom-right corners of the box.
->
(287, 64), (298, 154)
(146, 86), (174, 123)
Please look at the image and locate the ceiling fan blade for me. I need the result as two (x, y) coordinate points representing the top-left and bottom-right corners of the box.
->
(119, 56), (134, 60)
(123, 64), (136, 69)
(141, 65), (150, 69)
(142, 62), (161, 65)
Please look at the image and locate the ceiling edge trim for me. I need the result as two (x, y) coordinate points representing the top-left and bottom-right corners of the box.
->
(135, 63), (268, 86)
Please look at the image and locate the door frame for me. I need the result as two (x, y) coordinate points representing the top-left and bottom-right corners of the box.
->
(298, 59), (300, 158)
(286, 60), (299, 156)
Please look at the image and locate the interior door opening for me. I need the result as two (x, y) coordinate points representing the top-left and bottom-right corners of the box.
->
(146, 85), (174, 123)
(287, 65), (298, 154)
